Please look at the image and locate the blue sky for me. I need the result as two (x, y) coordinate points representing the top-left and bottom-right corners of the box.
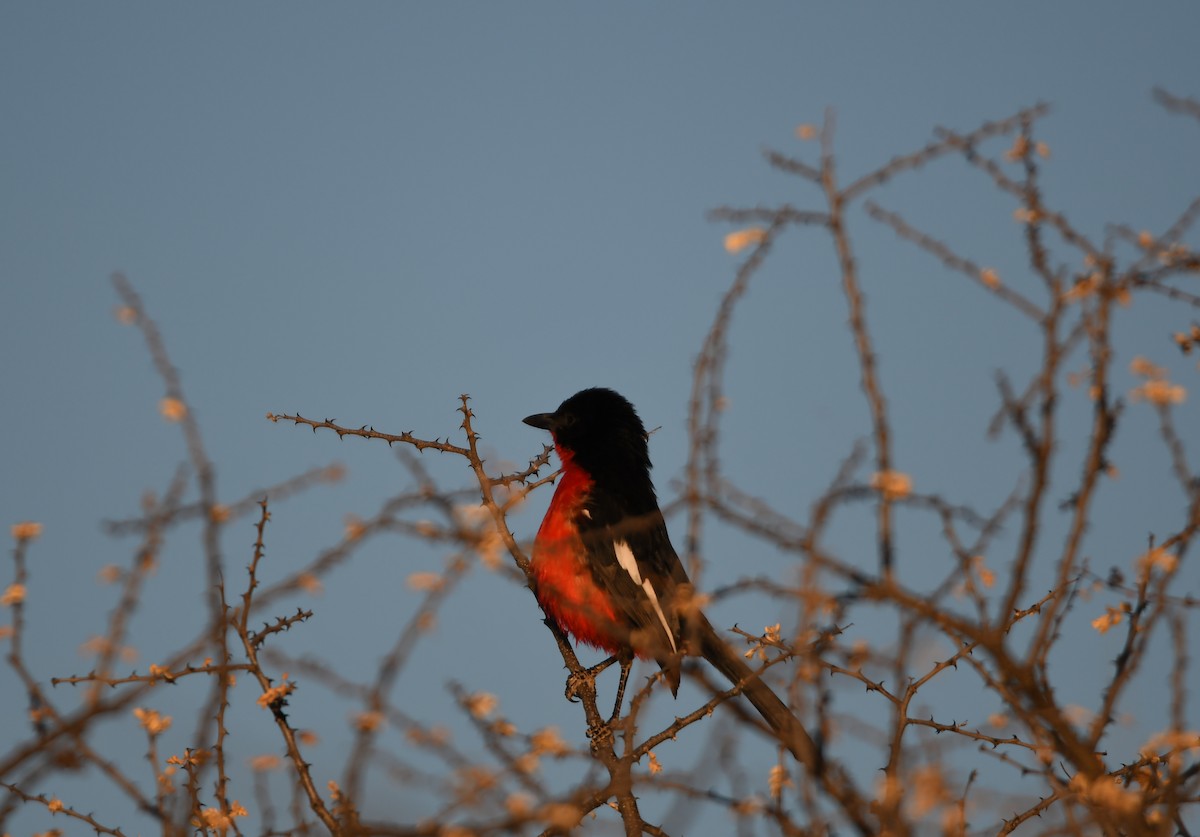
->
(2, 4), (1198, 834)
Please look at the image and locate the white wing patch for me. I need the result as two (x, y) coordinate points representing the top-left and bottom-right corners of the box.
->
(613, 539), (677, 653)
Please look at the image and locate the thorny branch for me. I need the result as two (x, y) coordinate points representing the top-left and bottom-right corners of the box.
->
(4, 92), (1200, 836)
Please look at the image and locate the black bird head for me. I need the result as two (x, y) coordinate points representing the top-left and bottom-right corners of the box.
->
(524, 388), (652, 482)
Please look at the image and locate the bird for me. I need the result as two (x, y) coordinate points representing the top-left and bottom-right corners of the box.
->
(523, 387), (819, 768)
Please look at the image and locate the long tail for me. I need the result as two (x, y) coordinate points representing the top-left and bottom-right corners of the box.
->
(697, 616), (820, 772)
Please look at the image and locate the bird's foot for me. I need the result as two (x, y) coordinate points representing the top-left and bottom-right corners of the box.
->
(564, 669), (595, 704)
(585, 706), (629, 749)
(563, 656), (617, 704)
(586, 717), (618, 750)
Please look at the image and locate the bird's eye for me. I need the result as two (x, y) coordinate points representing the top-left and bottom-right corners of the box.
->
(557, 413), (577, 428)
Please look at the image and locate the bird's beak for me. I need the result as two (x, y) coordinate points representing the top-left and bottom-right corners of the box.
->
(523, 412), (556, 430)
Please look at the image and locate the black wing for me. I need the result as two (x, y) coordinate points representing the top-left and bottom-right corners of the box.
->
(577, 495), (691, 690)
